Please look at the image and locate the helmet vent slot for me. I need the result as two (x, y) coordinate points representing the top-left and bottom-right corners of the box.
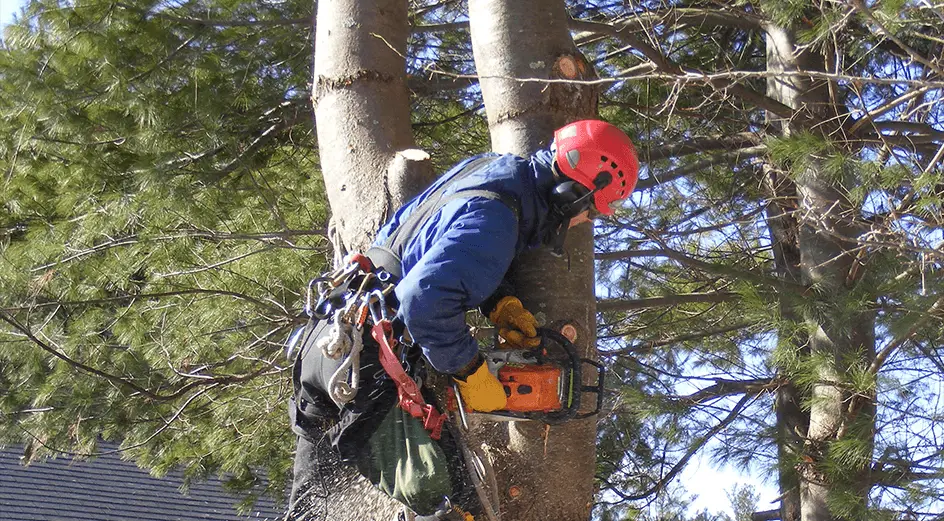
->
(600, 155), (608, 162)
(610, 161), (618, 169)
(618, 170), (624, 178)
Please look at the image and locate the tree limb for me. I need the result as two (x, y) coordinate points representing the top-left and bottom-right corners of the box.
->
(641, 133), (763, 162)
(596, 248), (805, 294)
(635, 145), (766, 190)
(597, 291), (740, 312)
(0, 310), (164, 401)
(603, 321), (756, 354)
(604, 393), (755, 501)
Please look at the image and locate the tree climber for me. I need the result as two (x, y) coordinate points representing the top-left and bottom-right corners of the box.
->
(286, 119), (639, 521)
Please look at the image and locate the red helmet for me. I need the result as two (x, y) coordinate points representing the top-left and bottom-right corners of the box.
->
(551, 120), (639, 215)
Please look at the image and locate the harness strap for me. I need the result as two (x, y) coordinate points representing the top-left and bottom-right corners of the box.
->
(367, 156), (521, 278)
(371, 320), (446, 440)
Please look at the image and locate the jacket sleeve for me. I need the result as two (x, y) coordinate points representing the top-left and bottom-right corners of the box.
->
(394, 199), (518, 374)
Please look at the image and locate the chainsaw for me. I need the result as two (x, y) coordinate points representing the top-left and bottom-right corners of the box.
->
(450, 326), (605, 425)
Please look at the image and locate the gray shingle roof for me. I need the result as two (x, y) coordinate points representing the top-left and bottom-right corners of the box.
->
(0, 446), (283, 521)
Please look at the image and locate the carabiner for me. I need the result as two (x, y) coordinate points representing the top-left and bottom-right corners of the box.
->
(304, 277), (328, 317)
(366, 289), (389, 324)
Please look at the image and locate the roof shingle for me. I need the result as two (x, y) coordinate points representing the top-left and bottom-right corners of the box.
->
(0, 446), (283, 521)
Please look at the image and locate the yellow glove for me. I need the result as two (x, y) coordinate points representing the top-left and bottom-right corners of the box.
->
(453, 358), (508, 412)
(488, 296), (540, 348)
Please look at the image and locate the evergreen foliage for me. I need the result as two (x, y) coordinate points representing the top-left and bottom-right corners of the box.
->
(1, 0), (322, 504)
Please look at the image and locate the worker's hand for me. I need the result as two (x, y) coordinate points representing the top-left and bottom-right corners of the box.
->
(453, 358), (508, 412)
(488, 296), (540, 348)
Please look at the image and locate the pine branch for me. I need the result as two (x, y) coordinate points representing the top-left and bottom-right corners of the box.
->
(642, 133), (763, 161)
(849, 0), (944, 78)
(116, 3), (312, 28)
(31, 229), (325, 272)
(0, 309), (286, 404)
(596, 248), (805, 294)
(0, 310), (164, 401)
(602, 321), (756, 354)
(602, 393), (755, 501)
(635, 145), (766, 190)
(597, 291), (739, 312)
(569, 18), (799, 119)
(869, 295), (944, 375)
(4, 289), (288, 316)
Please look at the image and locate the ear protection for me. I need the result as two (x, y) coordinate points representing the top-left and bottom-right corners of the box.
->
(549, 181), (592, 220)
(546, 171), (614, 257)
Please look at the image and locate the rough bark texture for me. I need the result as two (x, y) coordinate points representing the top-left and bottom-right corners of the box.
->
(310, 0), (434, 519)
(765, 23), (876, 521)
(468, 1), (599, 520)
(313, 0), (435, 257)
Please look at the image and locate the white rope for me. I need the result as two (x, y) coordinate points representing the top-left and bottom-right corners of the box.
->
(317, 309), (353, 360)
(327, 326), (363, 408)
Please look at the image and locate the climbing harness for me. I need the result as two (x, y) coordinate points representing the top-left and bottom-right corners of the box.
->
(295, 253), (446, 440)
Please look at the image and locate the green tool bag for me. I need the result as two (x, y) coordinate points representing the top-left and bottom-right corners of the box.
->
(360, 406), (453, 513)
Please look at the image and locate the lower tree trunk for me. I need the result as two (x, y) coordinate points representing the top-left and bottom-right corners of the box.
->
(310, 0), (434, 519)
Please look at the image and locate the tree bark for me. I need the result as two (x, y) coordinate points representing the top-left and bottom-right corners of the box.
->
(310, 0), (434, 518)
(765, 22), (876, 521)
(313, 0), (435, 257)
(468, 1), (599, 520)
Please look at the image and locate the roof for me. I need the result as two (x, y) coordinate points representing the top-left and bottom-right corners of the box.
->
(0, 445), (283, 521)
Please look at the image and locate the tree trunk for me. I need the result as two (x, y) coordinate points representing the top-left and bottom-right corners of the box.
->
(313, 0), (435, 258)
(468, 1), (599, 520)
(764, 165), (808, 521)
(311, 0), (433, 519)
(765, 23), (876, 521)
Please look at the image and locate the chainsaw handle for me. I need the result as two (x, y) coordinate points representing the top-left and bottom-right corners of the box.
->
(576, 358), (606, 419)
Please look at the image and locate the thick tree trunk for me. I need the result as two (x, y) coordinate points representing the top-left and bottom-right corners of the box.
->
(313, 0), (435, 257)
(468, 1), (599, 520)
(765, 23), (876, 521)
(310, 0), (433, 519)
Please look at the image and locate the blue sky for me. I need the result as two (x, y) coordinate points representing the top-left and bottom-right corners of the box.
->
(1, 0), (25, 29)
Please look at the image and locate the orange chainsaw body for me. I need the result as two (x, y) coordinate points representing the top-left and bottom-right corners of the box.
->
(497, 364), (563, 413)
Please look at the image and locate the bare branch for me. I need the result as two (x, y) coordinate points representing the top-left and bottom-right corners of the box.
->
(597, 291), (740, 313)
(642, 133), (764, 162)
(670, 378), (777, 404)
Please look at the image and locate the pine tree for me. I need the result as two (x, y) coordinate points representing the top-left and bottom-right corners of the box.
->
(0, 0), (322, 502)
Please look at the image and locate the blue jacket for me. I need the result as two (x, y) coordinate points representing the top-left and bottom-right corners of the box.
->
(373, 150), (558, 373)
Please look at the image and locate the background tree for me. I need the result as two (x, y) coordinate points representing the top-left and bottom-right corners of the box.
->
(0, 0), (323, 503)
